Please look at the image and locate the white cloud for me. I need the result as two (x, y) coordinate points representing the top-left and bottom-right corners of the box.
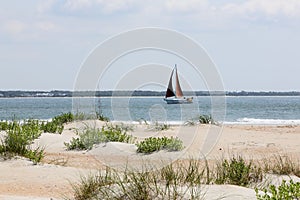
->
(3, 20), (27, 35)
(36, 21), (57, 32)
(37, 0), (58, 13)
(35, 0), (300, 20)
(222, 0), (300, 18)
(62, 0), (134, 14)
(64, 0), (92, 11)
(96, 0), (134, 13)
(165, 0), (209, 12)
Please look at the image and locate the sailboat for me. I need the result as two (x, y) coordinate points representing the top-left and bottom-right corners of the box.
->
(163, 65), (193, 104)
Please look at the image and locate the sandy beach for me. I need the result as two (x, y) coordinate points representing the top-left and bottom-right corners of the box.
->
(0, 121), (299, 199)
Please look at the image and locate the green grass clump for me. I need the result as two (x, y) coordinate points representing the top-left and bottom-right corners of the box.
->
(72, 112), (110, 121)
(96, 112), (110, 122)
(65, 124), (134, 150)
(42, 112), (110, 134)
(198, 115), (214, 124)
(136, 136), (184, 154)
(53, 112), (75, 124)
(70, 160), (207, 200)
(184, 115), (216, 126)
(0, 121), (10, 131)
(256, 179), (300, 200)
(41, 112), (75, 134)
(263, 155), (300, 177)
(215, 156), (262, 186)
(40, 121), (64, 134)
(41, 112), (82, 134)
(0, 121), (44, 163)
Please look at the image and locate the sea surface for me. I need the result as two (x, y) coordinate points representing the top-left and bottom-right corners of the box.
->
(0, 96), (300, 125)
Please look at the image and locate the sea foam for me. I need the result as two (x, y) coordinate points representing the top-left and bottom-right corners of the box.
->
(225, 118), (300, 125)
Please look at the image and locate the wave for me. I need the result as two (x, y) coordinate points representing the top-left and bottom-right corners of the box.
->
(225, 118), (300, 125)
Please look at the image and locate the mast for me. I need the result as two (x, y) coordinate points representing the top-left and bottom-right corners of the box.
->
(165, 68), (175, 98)
(175, 65), (183, 97)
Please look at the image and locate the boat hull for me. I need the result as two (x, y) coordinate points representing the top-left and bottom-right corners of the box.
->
(163, 97), (193, 104)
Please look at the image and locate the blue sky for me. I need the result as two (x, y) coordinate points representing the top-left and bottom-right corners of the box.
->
(1, 0), (300, 91)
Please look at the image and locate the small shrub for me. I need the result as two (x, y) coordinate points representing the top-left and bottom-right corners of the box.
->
(53, 112), (74, 124)
(41, 121), (64, 134)
(96, 112), (110, 122)
(0, 122), (44, 163)
(184, 115), (216, 126)
(256, 179), (300, 200)
(136, 136), (184, 154)
(41, 112), (75, 134)
(0, 121), (10, 131)
(25, 146), (45, 164)
(215, 156), (262, 186)
(65, 137), (87, 150)
(198, 115), (214, 124)
(65, 124), (134, 150)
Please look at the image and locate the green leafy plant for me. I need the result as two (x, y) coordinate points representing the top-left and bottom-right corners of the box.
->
(136, 136), (184, 154)
(41, 112), (76, 134)
(0, 121), (44, 163)
(0, 121), (10, 131)
(256, 179), (300, 200)
(96, 112), (110, 122)
(41, 121), (64, 134)
(184, 115), (216, 126)
(65, 124), (134, 150)
(198, 115), (214, 124)
(215, 156), (262, 186)
(53, 112), (74, 124)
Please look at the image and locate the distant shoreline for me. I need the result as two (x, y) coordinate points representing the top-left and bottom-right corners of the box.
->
(0, 90), (299, 98)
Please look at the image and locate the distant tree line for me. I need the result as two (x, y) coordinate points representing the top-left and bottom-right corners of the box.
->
(0, 90), (299, 98)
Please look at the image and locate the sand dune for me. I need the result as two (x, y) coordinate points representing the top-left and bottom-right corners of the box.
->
(0, 121), (299, 199)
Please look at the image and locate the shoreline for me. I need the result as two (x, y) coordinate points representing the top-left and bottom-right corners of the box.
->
(2, 118), (300, 126)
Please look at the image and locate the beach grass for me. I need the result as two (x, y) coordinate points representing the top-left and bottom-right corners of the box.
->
(262, 154), (300, 177)
(148, 121), (170, 131)
(65, 123), (135, 150)
(70, 160), (208, 200)
(40, 112), (110, 134)
(0, 112), (107, 162)
(69, 153), (300, 200)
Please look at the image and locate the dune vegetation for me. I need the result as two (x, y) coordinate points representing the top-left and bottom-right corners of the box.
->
(70, 154), (300, 200)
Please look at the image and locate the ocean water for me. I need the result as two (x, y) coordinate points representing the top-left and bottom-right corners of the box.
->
(0, 96), (300, 125)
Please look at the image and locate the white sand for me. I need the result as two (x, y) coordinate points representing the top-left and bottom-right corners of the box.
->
(0, 121), (299, 199)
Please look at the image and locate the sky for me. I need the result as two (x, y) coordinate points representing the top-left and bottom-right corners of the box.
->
(1, 0), (300, 91)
